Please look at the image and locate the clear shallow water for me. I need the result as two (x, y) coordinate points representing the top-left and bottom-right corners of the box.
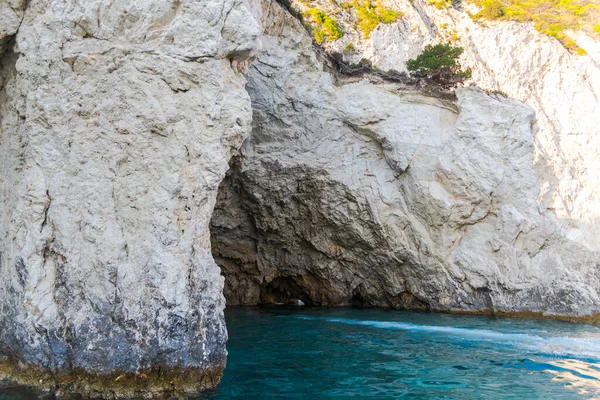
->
(2, 308), (600, 399)
(0, 381), (42, 400)
(206, 307), (600, 399)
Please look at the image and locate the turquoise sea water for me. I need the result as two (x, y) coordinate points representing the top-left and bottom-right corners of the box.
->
(207, 307), (600, 399)
(3, 307), (600, 399)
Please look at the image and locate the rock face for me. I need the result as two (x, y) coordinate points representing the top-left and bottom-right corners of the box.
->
(211, 0), (600, 318)
(0, 0), (25, 56)
(0, 0), (260, 397)
(291, 0), (600, 250)
(1, 0), (599, 396)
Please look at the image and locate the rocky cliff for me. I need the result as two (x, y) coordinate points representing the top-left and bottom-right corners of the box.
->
(1, 0), (599, 397)
(0, 0), (260, 397)
(290, 0), (600, 250)
(211, 0), (600, 317)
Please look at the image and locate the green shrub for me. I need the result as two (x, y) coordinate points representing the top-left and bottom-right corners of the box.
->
(304, 8), (344, 42)
(345, 42), (356, 53)
(474, 0), (505, 18)
(350, 0), (403, 38)
(324, 18), (344, 38)
(314, 27), (326, 43)
(428, 0), (452, 9)
(376, 1), (402, 22)
(407, 43), (472, 83)
(355, 1), (381, 37)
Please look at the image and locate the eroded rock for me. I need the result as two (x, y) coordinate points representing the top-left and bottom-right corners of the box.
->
(0, 0), (260, 397)
(211, 0), (600, 319)
(290, 0), (600, 250)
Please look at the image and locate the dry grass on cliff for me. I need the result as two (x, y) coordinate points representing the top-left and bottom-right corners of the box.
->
(295, 0), (403, 41)
(472, 0), (600, 52)
(303, 7), (345, 42)
(345, 0), (404, 38)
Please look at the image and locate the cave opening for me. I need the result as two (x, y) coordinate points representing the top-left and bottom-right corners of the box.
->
(209, 158), (329, 308)
(208, 159), (432, 311)
(258, 276), (316, 306)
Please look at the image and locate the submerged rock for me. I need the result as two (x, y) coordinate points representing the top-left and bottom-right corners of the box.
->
(210, 0), (600, 318)
(0, 0), (260, 397)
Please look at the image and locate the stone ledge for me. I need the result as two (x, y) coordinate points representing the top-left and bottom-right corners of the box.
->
(0, 360), (223, 399)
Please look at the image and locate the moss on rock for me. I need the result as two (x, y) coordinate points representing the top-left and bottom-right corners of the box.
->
(0, 359), (224, 399)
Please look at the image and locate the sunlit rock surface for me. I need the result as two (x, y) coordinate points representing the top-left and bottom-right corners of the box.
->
(0, 0), (260, 397)
(0, 0), (25, 56)
(290, 0), (600, 250)
(1, 0), (599, 397)
(211, 0), (600, 318)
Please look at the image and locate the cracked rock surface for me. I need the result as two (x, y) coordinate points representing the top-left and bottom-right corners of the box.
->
(293, 0), (600, 250)
(211, 0), (600, 317)
(0, 0), (25, 56)
(0, 0), (260, 397)
(1, 0), (599, 397)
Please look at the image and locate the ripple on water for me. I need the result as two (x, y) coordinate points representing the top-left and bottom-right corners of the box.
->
(210, 308), (600, 399)
(2, 308), (600, 399)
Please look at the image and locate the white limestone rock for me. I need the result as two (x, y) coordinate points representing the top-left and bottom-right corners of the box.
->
(211, 0), (600, 319)
(0, 0), (260, 397)
(290, 0), (600, 250)
(0, 0), (25, 52)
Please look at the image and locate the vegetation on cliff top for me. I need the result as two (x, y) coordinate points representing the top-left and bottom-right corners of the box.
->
(345, 0), (404, 38)
(429, 0), (453, 9)
(471, 0), (600, 51)
(303, 7), (345, 43)
(407, 43), (472, 84)
(298, 0), (404, 42)
(295, 0), (404, 42)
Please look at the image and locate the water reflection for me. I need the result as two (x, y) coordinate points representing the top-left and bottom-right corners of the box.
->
(546, 359), (600, 397)
(2, 308), (600, 399)
(213, 308), (600, 399)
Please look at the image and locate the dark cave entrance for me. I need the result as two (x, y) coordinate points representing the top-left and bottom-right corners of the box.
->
(208, 161), (432, 311)
(209, 163), (319, 307)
